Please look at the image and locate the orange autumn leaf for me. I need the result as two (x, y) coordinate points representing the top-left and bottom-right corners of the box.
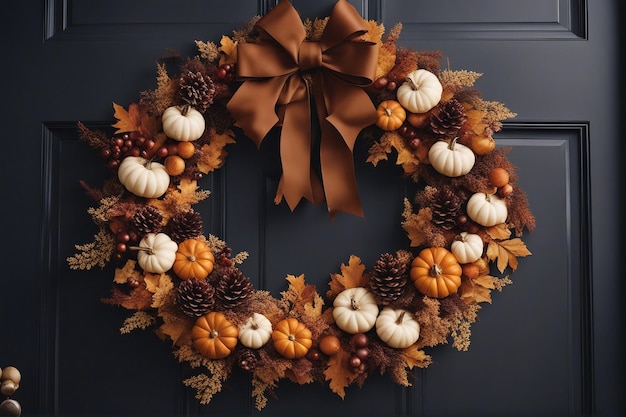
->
(401, 345), (432, 370)
(323, 349), (358, 399)
(111, 103), (161, 139)
(113, 259), (140, 284)
(326, 255), (369, 300)
(486, 223), (511, 240)
(197, 129), (236, 173)
(148, 178), (211, 221)
(157, 319), (194, 347)
(219, 36), (237, 66)
(460, 276), (493, 304)
(486, 238), (532, 273)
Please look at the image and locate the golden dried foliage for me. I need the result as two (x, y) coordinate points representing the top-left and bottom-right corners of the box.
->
(120, 311), (156, 334)
(367, 131), (420, 174)
(111, 102), (161, 140)
(448, 303), (480, 351)
(148, 273), (174, 308)
(197, 129), (236, 173)
(323, 348), (358, 399)
(413, 297), (450, 348)
(148, 179), (210, 222)
(401, 200), (446, 248)
(218, 36), (237, 66)
(439, 69), (483, 93)
(326, 255), (370, 300)
(376, 22), (402, 80)
(281, 274), (324, 317)
(401, 345), (432, 370)
(486, 238), (532, 273)
(304, 17), (329, 41)
(113, 259), (141, 284)
(194, 40), (220, 62)
(251, 350), (292, 410)
(67, 227), (115, 270)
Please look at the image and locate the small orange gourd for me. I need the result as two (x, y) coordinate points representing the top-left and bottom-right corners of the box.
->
(376, 100), (406, 131)
(192, 312), (238, 359)
(410, 247), (462, 298)
(173, 238), (214, 280)
(272, 318), (312, 359)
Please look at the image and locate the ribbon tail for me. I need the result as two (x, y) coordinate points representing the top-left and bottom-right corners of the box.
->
(313, 81), (364, 218)
(277, 96), (319, 210)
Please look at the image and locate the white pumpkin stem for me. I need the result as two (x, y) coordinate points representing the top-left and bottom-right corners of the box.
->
(180, 104), (191, 116)
(350, 296), (360, 311)
(251, 323), (259, 330)
(447, 137), (459, 150)
(405, 76), (419, 91)
(396, 311), (406, 325)
(128, 246), (155, 255)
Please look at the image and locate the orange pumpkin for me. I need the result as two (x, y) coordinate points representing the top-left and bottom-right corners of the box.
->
(192, 312), (238, 359)
(173, 238), (214, 280)
(376, 100), (406, 131)
(272, 318), (312, 359)
(410, 247), (462, 298)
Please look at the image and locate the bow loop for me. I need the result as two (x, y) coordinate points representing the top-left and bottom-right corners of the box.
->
(227, 0), (378, 217)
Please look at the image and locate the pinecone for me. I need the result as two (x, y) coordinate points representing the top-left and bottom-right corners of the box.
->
(238, 348), (258, 372)
(180, 71), (216, 113)
(167, 210), (203, 243)
(132, 206), (163, 234)
(431, 186), (463, 230)
(430, 99), (467, 137)
(176, 278), (215, 318)
(215, 268), (253, 309)
(369, 253), (408, 305)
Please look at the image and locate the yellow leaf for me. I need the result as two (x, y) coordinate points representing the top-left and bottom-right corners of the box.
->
(113, 259), (140, 284)
(197, 129), (236, 173)
(286, 274), (307, 295)
(219, 36), (238, 66)
(401, 199), (433, 247)
(158, 320), (194, 347)
(487, 238), (532, 273)
(401, 345), (432, 370)
(111, 102), (138, 134)
(327, 255), (369, 299)
(323, 349), (357, 399)
(486, 223), (511, 240)
(144, 273), (162, 293)
(473, 275), (499, 290)
(460, 277), (492, 304)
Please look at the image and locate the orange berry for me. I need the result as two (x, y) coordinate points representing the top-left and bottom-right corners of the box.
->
(489, 167), (510, 187)
(319, 335), (342, 356)
(177, 141), (196, 159)
(164, 155), (185, 176)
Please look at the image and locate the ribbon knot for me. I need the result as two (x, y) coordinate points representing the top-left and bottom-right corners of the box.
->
(298, 42), (323, 71)
(227, 0), (378, 217)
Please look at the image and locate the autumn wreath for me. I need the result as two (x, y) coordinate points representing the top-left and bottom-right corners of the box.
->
(68, 0), (535, 410)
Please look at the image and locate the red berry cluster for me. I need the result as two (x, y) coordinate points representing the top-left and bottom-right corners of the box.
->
(100, 132), (156, 169)
(215, 64), (236, 83)
(348, 333), (370, 373)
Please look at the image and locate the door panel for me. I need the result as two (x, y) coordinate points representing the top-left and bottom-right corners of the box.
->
(1, 0), (622, 416)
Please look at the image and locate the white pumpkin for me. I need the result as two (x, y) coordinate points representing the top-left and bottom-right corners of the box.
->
(396, 69), (443, 114)
(162, 106), (206, 142)
(332, 287), (379, 334)
(136, 233), (178, 273)
(375, 308), (420, 349)
(117, 156), (170, 198)
(451, 232), (484, 264)
(238, 313), (272, 349)
(466, 192), (508, 227)
(428, 138), (475, 177)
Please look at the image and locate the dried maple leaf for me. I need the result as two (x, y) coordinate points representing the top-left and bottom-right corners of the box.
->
(148, 179), (210, 221)
(113, 259), (141, 285)
(486, 223), (512, 240)
(486, 238), (532, 273)
(111, 103), (160, 140)
(323, 349), (358, 399)
(366, 132), (419, 174)
(158, 319), (194, 347)
(401, 200), (433, 247)
(326, 255), (369, 300)
(197, 129), (236, 173)
(145, 273), (174, 308)
(218, 36), (237, 66)
(401, 345), (432, 370)
(459, 276), (495, 304)
(281, 274), (322, 316)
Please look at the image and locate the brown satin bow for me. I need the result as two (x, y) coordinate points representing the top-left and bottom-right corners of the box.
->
(226, 0), (378, 217)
